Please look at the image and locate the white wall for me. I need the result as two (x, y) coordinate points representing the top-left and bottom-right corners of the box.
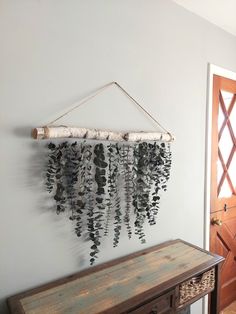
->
(1, 1), (236, 313)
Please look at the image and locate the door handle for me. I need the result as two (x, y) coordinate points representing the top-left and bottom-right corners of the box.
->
(211, 217), (222, 226)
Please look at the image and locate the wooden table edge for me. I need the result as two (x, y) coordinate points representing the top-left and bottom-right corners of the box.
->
(7, 239), (224, 314)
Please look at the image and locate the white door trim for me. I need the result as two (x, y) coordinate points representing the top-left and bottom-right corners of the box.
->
(203, 64), (236, 314)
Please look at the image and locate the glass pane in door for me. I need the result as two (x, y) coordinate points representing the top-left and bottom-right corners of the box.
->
(217, 90), (236, 197)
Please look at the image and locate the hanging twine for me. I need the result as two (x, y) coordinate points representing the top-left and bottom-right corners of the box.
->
(32, 81), (174, 142)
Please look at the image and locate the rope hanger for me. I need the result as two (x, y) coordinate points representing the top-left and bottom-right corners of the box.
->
(49, 81), (169, 133)
(32, 81), (174, 142)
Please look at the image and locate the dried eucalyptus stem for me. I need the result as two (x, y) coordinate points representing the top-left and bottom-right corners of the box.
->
(92, 143), (107, 264)
(120, 145), (133, 239)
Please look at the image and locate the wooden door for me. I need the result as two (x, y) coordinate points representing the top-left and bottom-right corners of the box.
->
(210, 75), (236, 311)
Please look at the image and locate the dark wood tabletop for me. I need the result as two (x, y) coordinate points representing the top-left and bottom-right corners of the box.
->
(8, 239), (224, 314)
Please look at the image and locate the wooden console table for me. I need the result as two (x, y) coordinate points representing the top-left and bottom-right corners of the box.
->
(8, 239), (224, 314)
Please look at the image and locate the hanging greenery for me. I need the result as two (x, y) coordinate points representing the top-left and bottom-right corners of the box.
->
(45, 140), (172, 265)
(120, 145), (134, 240)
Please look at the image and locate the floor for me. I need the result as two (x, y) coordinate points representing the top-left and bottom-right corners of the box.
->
(221, 301), (236, 314)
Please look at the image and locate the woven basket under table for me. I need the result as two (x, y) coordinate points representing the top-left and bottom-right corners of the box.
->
(179, 268), (215, 306)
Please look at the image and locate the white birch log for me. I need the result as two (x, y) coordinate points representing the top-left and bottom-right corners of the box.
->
(31, 126), (174, 142)
(125, 132), (173, 142)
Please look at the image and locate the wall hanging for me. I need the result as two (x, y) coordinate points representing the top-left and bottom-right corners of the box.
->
(32, 81), (174, 265)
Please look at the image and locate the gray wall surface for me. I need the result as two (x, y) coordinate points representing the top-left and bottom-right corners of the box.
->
(1, 1), (236, 313)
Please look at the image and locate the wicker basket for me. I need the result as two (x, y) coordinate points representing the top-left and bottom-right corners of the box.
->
(178, 268), (215, 306)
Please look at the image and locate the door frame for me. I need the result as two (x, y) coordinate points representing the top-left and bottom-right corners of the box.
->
(203, 64), (236, 314)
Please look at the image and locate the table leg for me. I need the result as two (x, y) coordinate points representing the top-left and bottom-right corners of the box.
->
(210, 264), (221, 314)
(179, 306), (190, 314)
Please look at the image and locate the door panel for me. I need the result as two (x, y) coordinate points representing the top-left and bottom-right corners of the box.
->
(210, 75), (236, 311)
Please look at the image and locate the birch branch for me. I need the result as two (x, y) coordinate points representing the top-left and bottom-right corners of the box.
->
(32, 126), (174, 142)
